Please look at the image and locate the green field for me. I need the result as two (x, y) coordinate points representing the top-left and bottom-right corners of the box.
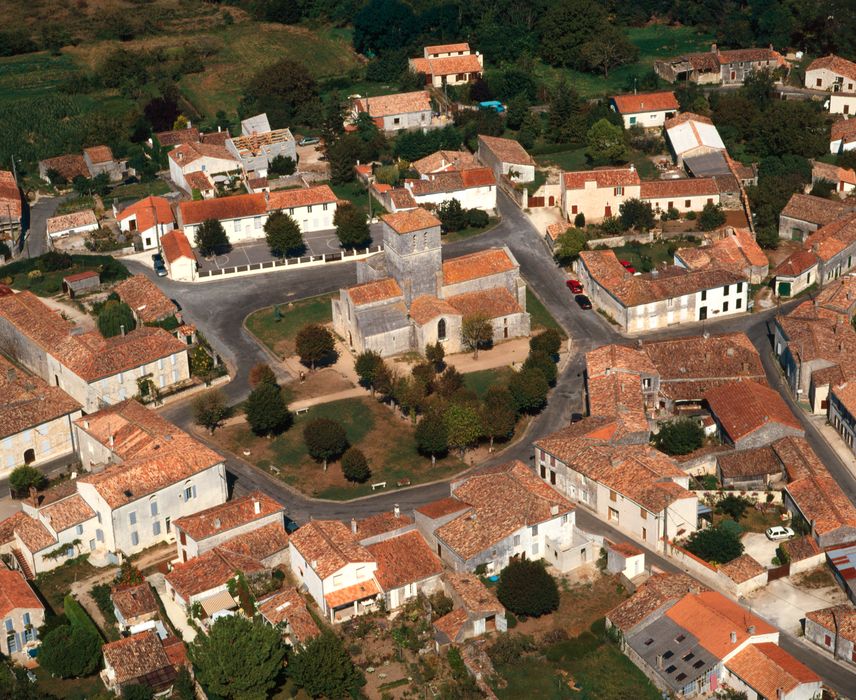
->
(527, 288), (567, 338)
(245, 293), (334, 358)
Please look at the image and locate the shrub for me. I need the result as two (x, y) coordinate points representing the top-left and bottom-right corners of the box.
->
(684, 524), (744, 564)
(249, 363), (277, 387)
(341, 447), (370, 483)
(509, 367), (549, 414)
(38, 250), (73, 272)
(429, 592), (453, 620)
(97, 300), (136, 338)
(38, 624), (101, 678)
(653, 418), (704, 455)
(487, 634), (535, 666)
(9, 465), (46, 496)
(530, 329), (562, 357)
(573, 212), (585, 228)
(497, 559), (559, 617)
(523, 350), (557, 386)
(716, 494), (753, 520)
(466, 209), (489, 228)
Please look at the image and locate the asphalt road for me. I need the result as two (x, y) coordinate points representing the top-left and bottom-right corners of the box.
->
(21, 195), (66, 258)
(136, 191), (856, 691)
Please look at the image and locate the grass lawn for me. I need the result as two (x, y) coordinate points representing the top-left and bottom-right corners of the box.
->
(32, 667), (105, 700)
(214, 396), (465, 499)
(110, 179), (170, 202)
(464, 367), (514, 398)
(527, 288), (567, 338)
(56, 195), (96, 216)
(33, 556), (98, 613)
(0, 253), (129, 296)
(441, 216), (500, 243)
(245, 293), (334, 358)
(609, 236), (701, 272)
(534, 146), (587, 171)
(713, 505), (786, 534)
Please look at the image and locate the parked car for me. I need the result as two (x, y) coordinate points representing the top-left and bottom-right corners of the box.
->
(479, 100), (505, 113)
(566, 279), (583, 294)
(299, 136), (320, 146)
(575, 294), (592, 309)
(619, 260), (637, 274)
(154, 259), (168, 277)
(570, 413), (584, 423)
(765, 526), (794, 541)
(152, 252), (164, 264)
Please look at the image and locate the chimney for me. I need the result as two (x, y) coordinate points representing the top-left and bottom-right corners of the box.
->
(217, 126), (221, 133)
(747, 624), (755, 634)
(550, 504), (559, 516)
(84, 420), (89, 430)
(656, 654), (664, 670)
(741, 361), (748, 373)
(351, 517), (357, 534)
(703, 330), (710, 339)
(29, 486), (38, 508)
(120, 324), (126, 337)
(629, 163), (636, 173)
(394, 504), (400, 519)
(214, 518), (221, 529)
(254, 498), (261, 515)
(5, 367), (15, 382)
(729, 631), (737, 644)
(711, 43), (718, 54)
(109, 434), (114, 448)
(776, 689), (784, 700)
(311, 559), (317, 569)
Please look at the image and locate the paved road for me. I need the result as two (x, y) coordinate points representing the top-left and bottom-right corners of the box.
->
(21, 195), (65, 258)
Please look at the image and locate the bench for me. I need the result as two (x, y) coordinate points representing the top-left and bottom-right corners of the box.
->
(371, 481), (387, 491)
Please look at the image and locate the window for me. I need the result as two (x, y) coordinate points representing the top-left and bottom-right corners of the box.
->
(701, 290), (707, 301)
(667, 201), (673, 209)
(130, 531), (139, 547)
(322, 203), (328, 211)
(640, 508), (647, 520)
(817, 78), (823, 87)
(356, 566), (365, 579)
(129, 511), (137, 526)
(684, 200), (691, 208)
(531, 524), (538, 536)
(723, 301), (729, 312)
(561, 514), (568, 525)
(610, 490), (617, 502)
(531, 542), (539, 556)
(7, 632), (16, 653)
(66, 547), (74, 558)
(722, 284), (729, 295)
(571, 205), (578, 214)
(22, 613), (29, 627)
(614, 186), (624, 196)
(642, 527), (647, 540)
(513, 534), (520, 547)
(550, 471), (556, 485)
(736, 282), (743, 293)
(153, 521), (161, 536)
(307, 206), (312, 213)
(96, 529), (104, 542)
(629, 116), (637, 125)
(76, 524), (83, 535)
(150, 499), (158, 516)
(608, 507), (619, 522)
(437, 318), (446, 341)
(332, 574), (342, 586)
(825, 634), (832, 647)
(736, 298), (742, 309)
(540, 464), (546, 478)
(393, 117), (400, 125)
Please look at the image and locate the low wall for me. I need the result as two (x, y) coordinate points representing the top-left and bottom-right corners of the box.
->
(719, 569), (767, 597)
(789, 552), (826, 576)
(695, 490), (783, 505)
(586, 231), (654, 249)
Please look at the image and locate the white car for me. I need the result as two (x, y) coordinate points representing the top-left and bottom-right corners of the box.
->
(765, 526), (794, 541)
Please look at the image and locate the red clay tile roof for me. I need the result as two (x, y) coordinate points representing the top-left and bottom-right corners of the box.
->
(805, 605), (856, 644)
(639, 177), (719, 198)
(444, 571), (504, 614)
(415, 497), (470, 520)
(425, 43), (471, 54)
(412, 54), (483, 76)
(610, 541), (643, 558)
(267, 185), (338, 210)
(0, 356), (81, 440)
(289, 520), (374, 580)
(346, 277), (403, 306)
(774, 248), (819, 277)
(155, 128), (200, 147)
(664, 112), (715, 129)
(717, 553), (766, 583)
(381, 208), (442, 234)
(612, 91), (679, 114)
(433, 608), (468, 642)
(324, 579), (381, 609)
(354, 511), (413, 539)
(117, 196), (175, 233)
(717, 446), (782, 480)
(368, 531), (443, 590)
(409, 295), (459, 325)
(114, 275), (177, 323)
(442, 248), (515, 285)
(725, 643), (819, 697)
(0, 512), (56, 553)
(356, 91), (432, 117)
(184, 171), (214, 192)
(179, 193), (267, 226)
(412, 150), (478, 175)
(406, 167), (495, 195)
(174, 492), (283, 542)
(0, 170), (21, 220)
(807, 54), (856, 83)
(832, 118), (856, 144)
(84, 145), (113, 164)
(477, 135), (535, 165)
(780, 535), (820, 562)
(813, 160), (856, 185)
(0, 568), (42, 617)
(446, 287), (521, 319)
(704, 380), (802, 442)
(218, 522), (289, 561)
(161, 230), (194, 263)
(102, 630), (175, 686)
(608, 573), (706, 632)
(75, 398), (182, 459)
(780, 193), (852, 225)
(805, 213), (856, 262)
(831, 380), (856, 417)
(40, 154), (90, 182)
(111, 583), (158, 621)
(168, 141), (238, 168)
(165, 547), (265, 599)
(40, 494), (95, 533)
(564, 167), (641, 189)
(257, 588), (320, 644)
(46, 210), (97, 235)
(459, 167), (497, 188)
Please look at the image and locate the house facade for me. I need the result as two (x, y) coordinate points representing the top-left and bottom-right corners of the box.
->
(168, 143), (241, 194)
(226, 114), (296, 178)
(351, 91), (434, 133)
(778, 193), (853, 241)
(409, 43), (484, 88)
(267, 185), (339, 233)
(115, 196), (176, 251)
(0, 170), (22, 249)
(829, 381), (856, 456)
(161, 230), (197, 282)
(805, 605), (856, 665)
(477, 135), (536, 183)
(610, 91), (679, 129)
(561, 167), (641, 223)
(805, 54), (856, 92)
(0, 566), (45, 659)
(404, 167), (497, 211)
(46, 211), (99, 240)
(830, 93), (856, 117)
(831, 119), (856, 153)
(654, 45), (785, 85)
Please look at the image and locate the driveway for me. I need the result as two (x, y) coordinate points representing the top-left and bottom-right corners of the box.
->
(742, 532), (779, 568)
(745, 576), (850, 634)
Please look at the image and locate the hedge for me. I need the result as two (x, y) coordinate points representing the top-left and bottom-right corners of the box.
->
(63, 593), (103, 640)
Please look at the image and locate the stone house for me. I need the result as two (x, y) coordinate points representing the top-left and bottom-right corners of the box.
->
(111, 582), (159, 632)
(0, 566), (44, 659)
(0, 170), (22, 249)
(46, 210), (99, 241)
(37, 154), (90, 184)
(805, 605), (856, 665)
(101, 630), (182, 696)
(168, 142), (241, 194)
(409, 43), (484, 88)
(805, 54), (856, 92)
(257, 587), (321, 647)
(0, 356), (82, 478)
(778, 193), (854, 241)
(477, 135), (536, 183)
(703, 380), (804, 449)
(415, 461), (595, 575)
(366, 530), (443, 611)
(829, 381), (856, 456)
(639, 177), (721, 216)
(114, 275), (178, 326)
(830, 93), (856, 118)
(404, 167), (497, 211)
(412, 150), (478, 177)
(161, 230), (197, 282)
(226, 113), (296, 178)
(115, 196), (175, 252)
(812, 160), (856, 197)
(772, 250), (820, 298)
(575, 249), (748, 332)
(332, 208), (529, 357)
(775, 213), (856, 290)
(0, 292), (190, 413)
(673, 227), (768, 284)
(716, 446), (785, 489)
(610, 91), (679, 129)
(654, 45), (785, 85)
(433, 571), (506, 648)
(83, 146), (128, 183)
(350, 91), (434, 133)
(177, 193), (268, 245)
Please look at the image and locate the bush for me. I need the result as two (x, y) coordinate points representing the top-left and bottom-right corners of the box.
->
(497, 559), (559, 617)
(38, 250), (73, 272)
(38, 624), (101, 678)
(573, 212), (585, 228)
(341, 447), (370, 483)
(523, 350), (557, 386)
(653, 419), (704, 455)
(487, 634), (535, 666)
(9, 465), (46, 496)
(97, 300), (136, 338)
(429, 592), (454, 620)
(716, 494), (753, 520)
(509, 367), (549, 414)
(249, 363), (277, 388)
(684, 524), (744, 564)
(466, 208), (490, 228)
(530, 329), (562, 357)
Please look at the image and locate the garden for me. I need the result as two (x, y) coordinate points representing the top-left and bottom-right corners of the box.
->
(0, 251), (129, 296)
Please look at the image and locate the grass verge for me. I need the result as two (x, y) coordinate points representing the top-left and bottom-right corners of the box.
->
(527, 288), (567, 338)
(245, 293), (334, 358)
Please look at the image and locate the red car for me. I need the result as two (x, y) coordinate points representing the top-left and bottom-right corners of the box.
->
(566, 279), (583, 294)
(619, 260), (637, 274)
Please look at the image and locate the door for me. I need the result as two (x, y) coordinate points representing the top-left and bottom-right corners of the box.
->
(777, 282), (791, 297)
(604, 205), (612, 218)
(23, 449), (35, 465)
(698, 306), (707, 321)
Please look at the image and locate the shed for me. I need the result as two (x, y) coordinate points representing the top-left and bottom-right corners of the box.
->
(828, 544), (856, 604)
(62, 270), (100, 298)
(607, 541), (645, 580)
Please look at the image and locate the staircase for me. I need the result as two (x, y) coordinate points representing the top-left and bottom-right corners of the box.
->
(12, 549), (34, 580)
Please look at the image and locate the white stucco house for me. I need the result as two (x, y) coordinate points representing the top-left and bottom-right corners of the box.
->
(561, 166), (641, 223)
(267, 185), (339, 233)
(177, 193), (268, 245)
(350, 91), (434, 133)
(115, 196), (176, 251)
(168, 142), (241, 194)
(805, 55), (856, 92)
(161, 230), (197, 282)
(46, 210), (99, 240)
(610, 91), (679, 129)
(404, 167), (497, 211)
(477, 135), (536, 183)
(408, 43), (484, 88)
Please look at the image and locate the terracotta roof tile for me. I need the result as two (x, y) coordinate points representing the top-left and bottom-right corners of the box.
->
(178, 193), (267, 226)
(416, 497), (470, 519)
(381, 208), (441, 234)
(346, 277), (403, 306)
(354, 511), (413, 539)
(257, 588), (320, 644)
(117, 196), (175, 233)
(0, 568), (42, 617)
(780, 535), (820, 562)
(174, 492), (283, 541)
(805, 605), (856, 644)
(832, 118), (856, 144)
(716, 446), (781, 480)
(446, 287), (521, 319)
(563, 167), (641, 189)
(218, 522), (289, 561)
(167, 142), (238, 168)
(165, 547), (264, 599)
(84, 145), (113, 164)
(477, 135), (535, 165)
(46, 210), (97, 235)
(664, 112), (714, 129)
(102, 630), (175, 686)
(704, 380), (802, 442)
(324, 579), (380, 609)
(184, 171), (213, 192)
(0, 512), (55, 553)
(639, 177), (718, 198)
(807, 54), (856, 83)
(409, 295), (459, 325)
(412, 150), (478, 175)
(444, 571), (504, 614)
(356, 91), (432, 117)
(0, 171), (21, 220)
(442, 248), (515, 285)
(813, 160), (856, 185)
(161, 230), (194, 263)
(781, 193), (852, 225)
(433, 608), (468, 642)
(368, 531), (442, 590)
(40, 155), (90, 182)
(111, 583), (158, 621)
(718, 553), (766, 583)
(459, 167), (497, 188)
(607, 573), (707, 632)
(289, 520), (374, 580)
(267, 185), (338, 210)
(413, 54), (483, 77)
(725, 643), (819, 697)
(425, 43), (471, 54)
(155, 128), (200, 147)
(0, 356), (81, 439)
(611, 91), (679, 114)
(40, 494), (95, 533)
(114, 275), (177, 323)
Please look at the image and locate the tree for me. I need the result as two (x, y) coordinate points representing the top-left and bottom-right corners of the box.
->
(684, 523), (744, 564)
(437, 198), (467, 233)
(245, 382), (292, 436)
(415, 409), (448, 465)
(539, 0), (608, 69)
(518, 110), (542, 149)
(303, 418), (348, 470)
(579, 25), (639, 77)
(192, 389), (228, 433)
(461, 314), (493, 359)
(189, 615), (285, 700)
(653, 419), (704, 455)
(341, 447), (371, 483)
(295, 323), (335, 369)
(355, 351), (385, 394)
(249, 363), (277, 388)
(586, 118), (628, 164)
(327, 136), (358, 184)
(716, 494), (753, 520)
(425, 342), (445, 371)
(755, 226), (779, 250)
(268, 155), (297, 177)
(505, 94), (530, 131)
(240, 58), (320, 127)
(497, 559), (559, 617)
(523, 351), (558, 386)
(97, 300), (136, 338)
(530, 329), (562, 358)
(481, 386), (517, 450)
(444, 403), (483, 458)
(123, 685), (154, 700)
(264, 211), (305, 257)
(699, 202), (727, 231)
(195, 218), (229, 257)
(619, 198), (656, 231)
(434, 366), (463, 399)
(333, 203), (372, 248)
(9, 465), (46, 497)
(553, 227), (587, 265)
(38, 624), (101, 678)
(394, 376), (426, 421)
(288, 630), (365, 699)
(509, 367), (549, 414)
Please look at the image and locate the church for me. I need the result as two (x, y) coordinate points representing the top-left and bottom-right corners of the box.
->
(332, 208), (530, 357)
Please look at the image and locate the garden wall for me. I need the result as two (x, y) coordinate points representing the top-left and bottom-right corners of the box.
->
(585, 231), (654, 249)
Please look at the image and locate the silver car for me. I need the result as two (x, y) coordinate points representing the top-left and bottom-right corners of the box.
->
(765, 526), (794, 541)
